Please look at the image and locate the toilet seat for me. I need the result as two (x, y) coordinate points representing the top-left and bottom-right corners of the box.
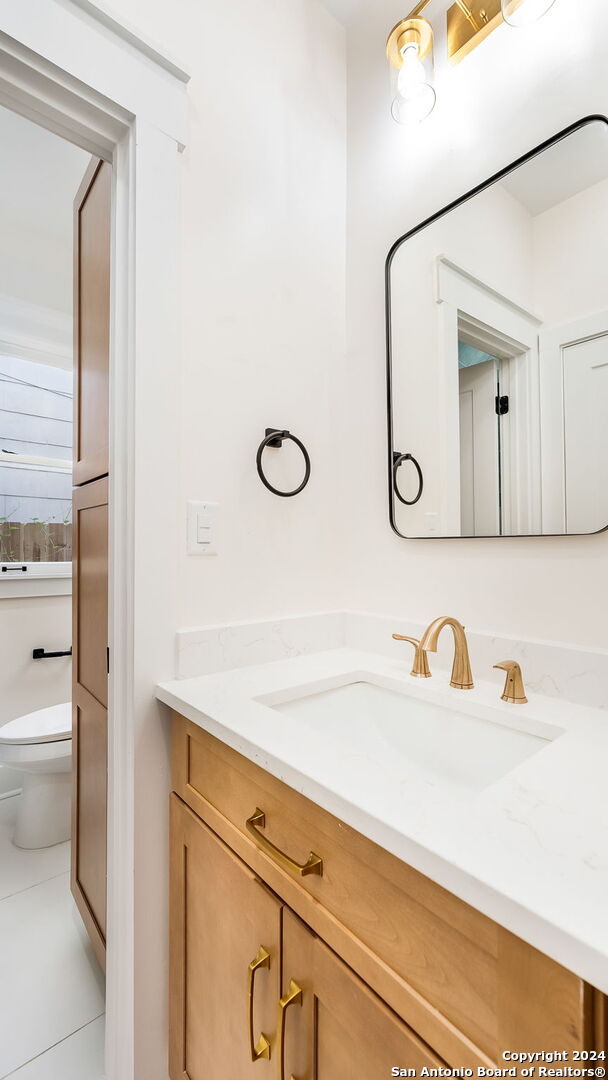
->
(0, 702), (71, 745)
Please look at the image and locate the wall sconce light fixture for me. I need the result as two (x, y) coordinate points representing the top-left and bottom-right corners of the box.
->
(387, 0), (558, 124)
(387, 9), (436, 126)
(501, 0), (557, 27)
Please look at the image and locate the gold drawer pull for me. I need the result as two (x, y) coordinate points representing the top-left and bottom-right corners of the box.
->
(246, 808), (323, 878)
(247, 946), (271, 1062)
(277, 980), (302, 1080)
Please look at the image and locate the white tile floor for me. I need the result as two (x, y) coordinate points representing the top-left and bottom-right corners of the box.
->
(0, 795), (105, 1080)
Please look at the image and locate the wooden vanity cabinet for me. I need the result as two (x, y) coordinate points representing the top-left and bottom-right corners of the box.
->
(170, 797), (281, 1079)
(281, 907), (444, 1078)
(170, 713), (607, 1077)
(170, 795), (443, 1080)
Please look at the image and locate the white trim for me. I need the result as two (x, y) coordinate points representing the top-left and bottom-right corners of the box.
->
(0, 787), (23, 801)
(69, 0), (190, 84)
(0, 452), (72, 470)
(0, 7), (188, 1079)
(1, 561), (71, 577)
(436, 257), (542, 341)
(0, 293), (72, 368)
(0, 572), (71, 598)
(0, 1), (189, 148)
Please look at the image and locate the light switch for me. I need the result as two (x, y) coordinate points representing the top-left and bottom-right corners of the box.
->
(425, 512), (439, 536)
(187, 501), (218, 555)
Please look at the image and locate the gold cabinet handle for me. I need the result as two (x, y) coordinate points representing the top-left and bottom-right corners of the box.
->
(247, 946), (271, 1062)
(277, 979), (302, 1080)
(246, 809), (323, 878)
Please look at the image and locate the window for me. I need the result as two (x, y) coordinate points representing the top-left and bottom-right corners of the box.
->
(0, 354), (72, 581)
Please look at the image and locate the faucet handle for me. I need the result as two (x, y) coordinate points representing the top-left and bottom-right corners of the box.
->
(494, 660), (528, 704)
(392, 634), (431, 679)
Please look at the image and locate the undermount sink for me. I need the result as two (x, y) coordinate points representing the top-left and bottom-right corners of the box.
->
(262, 677), (563, 796)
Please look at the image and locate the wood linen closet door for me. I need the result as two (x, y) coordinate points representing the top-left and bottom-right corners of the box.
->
(72, 476), (108, 968)
(71, 156), (111, 970)
(280, 908), (445, 1079)
(170, 796), (282, 1080)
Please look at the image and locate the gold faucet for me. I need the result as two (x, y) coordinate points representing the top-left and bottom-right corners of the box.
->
(392, 634), (431, 678)
(494, 660), (528, 704)
(419, 616), (474, 690)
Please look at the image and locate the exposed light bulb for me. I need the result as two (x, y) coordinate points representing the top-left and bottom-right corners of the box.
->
(392, 43), (436, 126)
(501, 0), (557, 27)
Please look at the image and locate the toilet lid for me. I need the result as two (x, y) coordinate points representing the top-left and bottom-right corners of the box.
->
(0, 702), (71, 745)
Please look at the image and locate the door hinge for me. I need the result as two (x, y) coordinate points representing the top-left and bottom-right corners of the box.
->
(495, 395), (509, 415)
(107, 646), (110, 675)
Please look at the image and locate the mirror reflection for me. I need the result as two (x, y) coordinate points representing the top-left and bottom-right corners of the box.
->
(387, 118), (608, 538)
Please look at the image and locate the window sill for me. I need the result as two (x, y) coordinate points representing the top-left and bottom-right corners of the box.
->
(0, 564), (72, 598)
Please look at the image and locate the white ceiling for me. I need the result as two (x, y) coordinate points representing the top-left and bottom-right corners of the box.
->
(0, 105), (89, 244)
(0, 105), (89, 319)
(501, 122), (608, 216)
(319, 0), (367, 26)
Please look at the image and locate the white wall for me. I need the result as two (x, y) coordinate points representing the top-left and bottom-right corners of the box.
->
(344, 0), (608, 648)
(534, 177), (608, 328)
(115, 0), (347, 637)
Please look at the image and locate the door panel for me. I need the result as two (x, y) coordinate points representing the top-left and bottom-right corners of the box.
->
(71, 683), (107, 955)
(73, 480), (108, 708)
(563, 333), (608, 533)
(73, 158), (111, 486)
(459, 358), (500, 537)
(71, 475), (108, 967)
(280, 908), (444, 1079)
(170, 796), (282, 1080)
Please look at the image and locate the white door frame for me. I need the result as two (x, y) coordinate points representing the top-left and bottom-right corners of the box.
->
(436, 257), (542, 536)
(0, 5), (189, 1078)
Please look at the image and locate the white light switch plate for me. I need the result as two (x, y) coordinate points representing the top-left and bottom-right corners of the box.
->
(187, 500), (219, 556)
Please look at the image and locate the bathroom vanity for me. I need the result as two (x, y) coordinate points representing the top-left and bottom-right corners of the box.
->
(160, 647), (608, 1076)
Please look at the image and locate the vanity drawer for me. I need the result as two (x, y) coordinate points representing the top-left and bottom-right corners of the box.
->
(172, 713), (593, 1065)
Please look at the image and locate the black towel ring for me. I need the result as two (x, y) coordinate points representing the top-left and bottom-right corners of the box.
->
(393, 452), (424, 506)
(256, 429), (311, 498)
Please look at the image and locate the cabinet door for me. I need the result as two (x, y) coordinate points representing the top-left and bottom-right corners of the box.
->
(170, 796), (282, 1080)
(73, 157), (111, 486)
(280, 908), (444, 1079)
(71, 476), (108, 968)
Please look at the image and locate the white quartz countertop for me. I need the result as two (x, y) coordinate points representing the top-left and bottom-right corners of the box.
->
(157, 648), (608, 993)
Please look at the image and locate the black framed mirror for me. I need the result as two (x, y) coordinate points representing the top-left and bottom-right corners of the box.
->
(386, 115), (608, 539)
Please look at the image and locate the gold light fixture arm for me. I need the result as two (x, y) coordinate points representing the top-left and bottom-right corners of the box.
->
(406, 0), (432, 16)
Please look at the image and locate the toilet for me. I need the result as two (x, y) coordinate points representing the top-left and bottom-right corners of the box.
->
(0, 703), (72, 849)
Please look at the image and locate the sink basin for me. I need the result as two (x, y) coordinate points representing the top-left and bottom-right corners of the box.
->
(263, 678), (562, 796)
